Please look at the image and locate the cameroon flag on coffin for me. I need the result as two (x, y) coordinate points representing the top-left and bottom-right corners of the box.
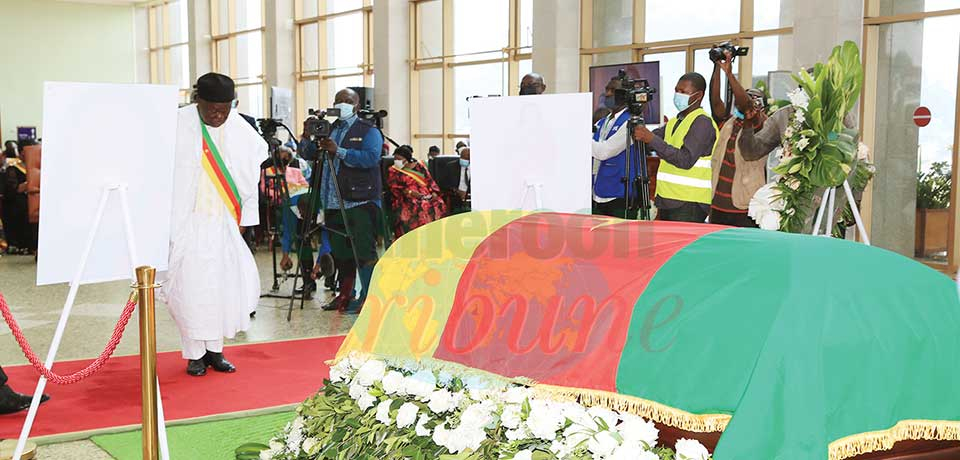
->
(336, 211), (960, 459)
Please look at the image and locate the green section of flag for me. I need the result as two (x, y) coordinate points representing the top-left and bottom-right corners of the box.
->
(617, 228), (960, 459)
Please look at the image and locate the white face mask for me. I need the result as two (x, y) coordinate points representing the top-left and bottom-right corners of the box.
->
(335, 102), (355, 120)
(394, 159), (405, 168)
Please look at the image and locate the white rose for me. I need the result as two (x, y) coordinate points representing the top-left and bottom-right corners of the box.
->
(328, 359), (352, 383)
(427, 389), (455, 414)
(587, 430), (619, 458)
(381, 371), (405, 395)
(676, 438), (711, 460)
(356, 392), (376, 411)
(300, 437), (319, 454)
(505, 424), (531, 441)
(500, 404), (522, 429)
(527, 400), (565, 440)
(618, 414), (658, 447)
(375, 399), (393, 425)
(458, 425), (488, 453)
(432, 423), (451, 449)
(396, 402), (419, 429)
(610, 444), (659, 460)
(459, 401), (495, 430)
(795, 136), (809, 151)
(354, 360), (387, 387)
(348, 382), (366, 401)
(549, 439), (573, 458)
(403, 370), (437, 400)
(513, 449), (533, 460)
(587, 406), (619, 430)
(504, 387), (531, 405)
(415, 413), (432, 437)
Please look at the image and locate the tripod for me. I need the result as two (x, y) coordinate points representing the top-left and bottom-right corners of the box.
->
(623, 111), (653, 221)
(285, 138), (362, 321)
(259, 139), (303, 300)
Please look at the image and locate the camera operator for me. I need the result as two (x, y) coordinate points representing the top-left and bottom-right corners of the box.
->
(633, 73), (719, 222)
(707, 49), (771, 227)
(299, 88), (383, 314)
(592, 76), (642, 219)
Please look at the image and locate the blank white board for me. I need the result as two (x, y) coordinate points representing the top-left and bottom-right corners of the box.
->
(37, 82), (178, 286)
(469, 93), (593, 214)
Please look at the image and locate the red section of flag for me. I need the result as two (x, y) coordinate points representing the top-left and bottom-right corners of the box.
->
(434, 214), (722, 391)
(914, 106), (931, 127)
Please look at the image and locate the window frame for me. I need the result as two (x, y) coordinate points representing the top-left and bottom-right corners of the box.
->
(147, 0), (191, 103)
(209, 0), (267, 116)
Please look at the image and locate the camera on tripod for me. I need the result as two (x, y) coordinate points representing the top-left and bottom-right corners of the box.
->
(614, 69), (657, 116)
(709, 41), (749, 63)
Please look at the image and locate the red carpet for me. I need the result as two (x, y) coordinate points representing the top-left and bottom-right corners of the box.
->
(0, 336), (344, 439)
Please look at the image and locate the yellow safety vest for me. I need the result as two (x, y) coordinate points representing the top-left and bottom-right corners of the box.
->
(655, 108), (719, 205)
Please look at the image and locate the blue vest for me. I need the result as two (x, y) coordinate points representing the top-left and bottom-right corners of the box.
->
(593, 111), (641, 199)
(335, 118), (382, 202)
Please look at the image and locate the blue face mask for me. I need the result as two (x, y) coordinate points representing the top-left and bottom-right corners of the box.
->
(601, 95), (617, 110)
(673, 92), (698, 112)
(459, 159), (470, 168)
(335, 102), (355, 120)
(732, 106), (745, 120)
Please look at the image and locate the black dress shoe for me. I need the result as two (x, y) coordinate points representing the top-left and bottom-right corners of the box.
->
(321, 296), (349, 312)
(203, 351), (236, 373)
(0, 384), (38, 415)
(343, 299), (364, 315)
(186, 359), (207, 376)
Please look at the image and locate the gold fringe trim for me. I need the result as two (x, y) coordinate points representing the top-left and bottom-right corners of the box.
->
(828, 420), (960, 460)
(533, 384), (730, 433)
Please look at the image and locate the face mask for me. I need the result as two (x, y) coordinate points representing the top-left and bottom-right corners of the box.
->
(519, 85), (539, 96)
(459, 159), (470, 168)
(601, 95), (617, 110)
(335, 102), (355, 120)
(732, 106), (745, 120)
(673, 92), (699, 112)
(394, 159), (405, 168)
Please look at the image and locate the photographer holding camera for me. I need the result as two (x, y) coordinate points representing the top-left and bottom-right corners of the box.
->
(706, 45), (771, 227)
(299, 88), (383, 314)
(633, 73), (719, 223)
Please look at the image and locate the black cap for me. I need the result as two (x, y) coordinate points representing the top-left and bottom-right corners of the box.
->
(195, 72), (235, 103)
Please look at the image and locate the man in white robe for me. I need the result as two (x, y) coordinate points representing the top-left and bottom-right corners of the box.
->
(163, 73), (267, 376)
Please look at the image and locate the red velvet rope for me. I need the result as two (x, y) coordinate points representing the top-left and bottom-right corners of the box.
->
(0, 292), (138, 385)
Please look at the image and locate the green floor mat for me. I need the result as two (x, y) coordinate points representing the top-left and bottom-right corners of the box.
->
(91, 412), (294, 460)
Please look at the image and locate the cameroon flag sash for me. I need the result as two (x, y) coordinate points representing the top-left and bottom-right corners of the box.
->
(199, 116), (242, 223)
(392, 165), (427, 187)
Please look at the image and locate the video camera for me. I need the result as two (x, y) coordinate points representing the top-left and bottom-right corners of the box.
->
(709, 41), (749, 63)
(357, 108), (388, 129)
(614, 69), (657, 117)
(304, 108), (340, 141)
(256, 118), (284, 152)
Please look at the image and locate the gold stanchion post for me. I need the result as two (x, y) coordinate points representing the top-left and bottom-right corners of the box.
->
(135, 266), (159, 460)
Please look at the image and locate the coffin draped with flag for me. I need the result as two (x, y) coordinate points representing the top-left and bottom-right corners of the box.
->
(336, 211), (960, 459)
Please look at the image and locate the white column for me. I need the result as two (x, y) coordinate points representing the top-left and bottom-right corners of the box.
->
(531, 0), (580, 94)
(187, 0), (212, 82)
(265, 0), (297, 113)
(373, 0), (411, 144)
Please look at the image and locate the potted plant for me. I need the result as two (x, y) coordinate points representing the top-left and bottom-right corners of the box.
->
(915, 161), (951, 259)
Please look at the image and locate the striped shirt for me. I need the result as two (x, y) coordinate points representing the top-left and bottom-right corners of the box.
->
(711, 119), (748, 215)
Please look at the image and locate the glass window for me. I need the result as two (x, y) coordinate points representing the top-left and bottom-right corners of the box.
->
(877, 0), (960, 15)
(751, 35), (790, 87)
(871, 16), (960, 260)
(453, 0), (509, 55)
(216, 39), (230, 74)
(328, 13), (364, 70)
(301, 23), (320, 71)
(236, 32), (264, 82)
(645, 0), (740, 42)
(237, 85), (264, 118)
(300, 0), (319, 19)
(170, 45), (190, 90)
(518, 60), (533, 85)
(328, 0), (363, 14)
(416, 1), (442, 59)
(519, 0), (533, 49)
(302, 80), (320, 113)
(592, 0), (632, 47)
(755, 0), (793, 30)
(168, 1), (188, 43)
(454, 63), (506, 133)
(592, 51), (632, 67)
(216, 0), (230, 34)
(644, 51), (685, 121)
(419, 68), (443, 133)
(236, 0), (263, 31)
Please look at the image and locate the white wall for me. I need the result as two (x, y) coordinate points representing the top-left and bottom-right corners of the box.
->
(0, 0), (137, 141)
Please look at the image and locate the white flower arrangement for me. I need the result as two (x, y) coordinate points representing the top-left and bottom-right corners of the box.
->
(748, 182), (786, 231)
(258, 354), (714, 460)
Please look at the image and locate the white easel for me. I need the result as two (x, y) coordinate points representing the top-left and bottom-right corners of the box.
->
(13, 184), (170, 460)
(809, 180), (871, 246)
(518, 180), (544, 210)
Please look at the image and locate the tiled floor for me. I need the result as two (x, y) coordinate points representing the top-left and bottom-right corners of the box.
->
(0, 249), (354, 458)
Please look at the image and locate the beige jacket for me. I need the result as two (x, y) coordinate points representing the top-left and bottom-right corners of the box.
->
(710, 120), (767, 210)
